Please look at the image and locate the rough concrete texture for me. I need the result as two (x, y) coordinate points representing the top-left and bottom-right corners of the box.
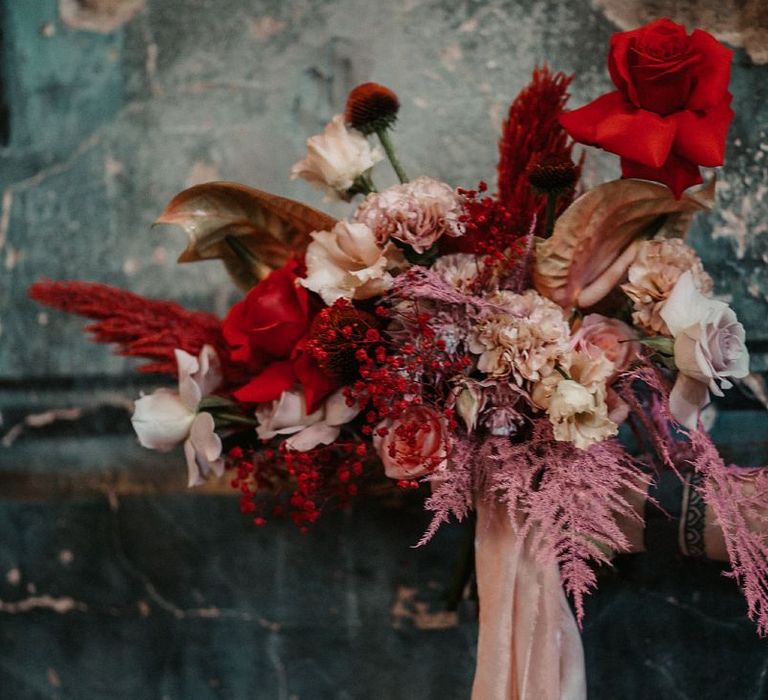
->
(1, 3), (768, 698)
(2, 0), (768, 380)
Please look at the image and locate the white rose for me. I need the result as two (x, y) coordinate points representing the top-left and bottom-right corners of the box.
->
(302, 220), (404, 304)
(131, 346), (225, 487)
(255, 388), (359, 452)
(290, 114), (383, 201)
(660, 271), (749, 430)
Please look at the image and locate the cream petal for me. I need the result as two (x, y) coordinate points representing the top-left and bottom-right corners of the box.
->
(669, 374), (710, 430)
(132, 389), (195, 451)
(286, 422), (340, 452)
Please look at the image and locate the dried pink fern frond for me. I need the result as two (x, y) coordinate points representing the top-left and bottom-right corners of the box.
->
(690, 430), (768, 635)
(421, 421), (649, 622)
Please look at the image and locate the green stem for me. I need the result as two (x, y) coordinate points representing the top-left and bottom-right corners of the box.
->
(213, 412), (259, 427)
(375, 127), (408, 184)
(544, 191), (559, 237)
(225, 235), (259, 269)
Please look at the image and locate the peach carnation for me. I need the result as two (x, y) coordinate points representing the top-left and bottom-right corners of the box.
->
(469, 289), (571, 384)
(622, 238), (713, 336)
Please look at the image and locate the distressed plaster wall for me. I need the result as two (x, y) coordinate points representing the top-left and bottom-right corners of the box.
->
(1, 2), (767, 699)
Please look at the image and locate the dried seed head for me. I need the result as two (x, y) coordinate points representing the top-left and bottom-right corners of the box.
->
(345, 82), (400, 135)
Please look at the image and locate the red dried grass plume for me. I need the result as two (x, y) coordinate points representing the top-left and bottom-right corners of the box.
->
(28, 279), (236, 380)
(497, 66), (582, 236)
(345, 82), (400, 134)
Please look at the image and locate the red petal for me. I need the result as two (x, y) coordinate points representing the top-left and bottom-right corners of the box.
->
(222, 299), (251, 364)
(608, 29), (641, 106)
(621, 153), (703, 199)
(561, 92), (676, 168)
(673, 101), (734, 167)
(232, 360), (296, 403)
(687, 30), (733, 111)
(292, 346), (338, 413)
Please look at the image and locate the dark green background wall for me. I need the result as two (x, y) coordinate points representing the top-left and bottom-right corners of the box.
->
(1, 1), (767, 698)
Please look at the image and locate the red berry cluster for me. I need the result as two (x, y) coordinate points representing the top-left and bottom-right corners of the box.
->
(454, 181), (529, 277)
(227, 441), (367, 533)
(344, 304), (467, 480)
(305, 300), (382, 382)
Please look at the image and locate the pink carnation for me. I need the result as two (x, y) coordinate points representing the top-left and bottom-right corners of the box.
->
(354, 176), (463, 253)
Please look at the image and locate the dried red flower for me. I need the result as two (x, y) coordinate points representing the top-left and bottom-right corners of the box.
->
(305, 300), (382, 382)
(497, 66), (581, 237)
(527, 155), (579, 193)
(28, 279), (235, 379)
(345, 82), (400, 134)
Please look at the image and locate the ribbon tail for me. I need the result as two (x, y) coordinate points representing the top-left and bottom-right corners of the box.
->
(472, 500), (586, 700)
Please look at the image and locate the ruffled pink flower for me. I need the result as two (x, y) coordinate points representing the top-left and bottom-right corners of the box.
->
(354, 176), (463, 253)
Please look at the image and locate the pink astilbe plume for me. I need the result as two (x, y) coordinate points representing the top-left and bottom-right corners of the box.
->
(497, 65), (582, 236)
(620, 359), (768, 634)
(29, 280), (233, 379)
(422, 421), (649, 623)
(690, 430), (768, 635)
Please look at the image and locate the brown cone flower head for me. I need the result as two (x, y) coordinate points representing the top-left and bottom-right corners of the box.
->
(345, 82), (400, 135)
(527, 155), (579, 193)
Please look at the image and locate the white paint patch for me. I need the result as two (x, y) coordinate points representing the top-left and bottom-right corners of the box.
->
(6, 568), (21, 586)
(440, 43), (462, 72)
(122, 257), (139, 275)
(0, 594), (85, 614)
(151, 246), (169, 265)
(47, 668), (61, 688)
(4, 246), (20, 270)
(250, 16), (287, 40)
(58, 550), (74, 566)
(37, 312), (49, 326)
(185, 160), (220, 188)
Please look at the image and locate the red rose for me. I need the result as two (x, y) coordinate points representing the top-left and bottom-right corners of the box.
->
(223, 261), (337, 411)
(223, 260), (315, 367)
(560, 19), (734, 197)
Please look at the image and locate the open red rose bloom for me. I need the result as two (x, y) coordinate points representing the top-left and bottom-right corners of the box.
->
(560, 18), (734, 197)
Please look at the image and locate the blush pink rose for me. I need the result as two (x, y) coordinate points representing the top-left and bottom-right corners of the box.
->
(373, 405), (448, 480)
(571, 314), (640, 381)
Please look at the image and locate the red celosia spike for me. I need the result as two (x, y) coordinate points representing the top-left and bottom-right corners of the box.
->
(496, 65), (582, 237)
(29, 279), (232, 380)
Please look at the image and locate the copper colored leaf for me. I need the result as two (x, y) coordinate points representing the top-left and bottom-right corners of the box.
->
(155, 181), (337, 289)
(533, 179), (713, 310)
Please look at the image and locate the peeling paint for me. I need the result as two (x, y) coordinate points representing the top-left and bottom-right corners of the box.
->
(593, 0), (768, 64)
(59, 0), (145, 34)
(0, 594), (85, 614)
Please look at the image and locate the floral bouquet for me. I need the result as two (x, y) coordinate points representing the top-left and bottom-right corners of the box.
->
(31, 18), (767, 700)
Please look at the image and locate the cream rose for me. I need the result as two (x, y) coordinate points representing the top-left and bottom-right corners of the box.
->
(660, 271), (749, 429)
(290, 114), (382, 201)
(302, 220), (405, 304)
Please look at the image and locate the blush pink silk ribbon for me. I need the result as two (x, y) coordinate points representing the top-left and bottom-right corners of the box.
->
(472, 500), (587, 700)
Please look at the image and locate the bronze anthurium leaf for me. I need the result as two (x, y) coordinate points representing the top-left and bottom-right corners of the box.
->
(155, 181), (337, 290)
(533, 178), (714, 311)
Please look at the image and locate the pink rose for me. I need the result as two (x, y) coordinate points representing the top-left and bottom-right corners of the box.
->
(571, 314), (639, 381)
(373, 405), (448, 480)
